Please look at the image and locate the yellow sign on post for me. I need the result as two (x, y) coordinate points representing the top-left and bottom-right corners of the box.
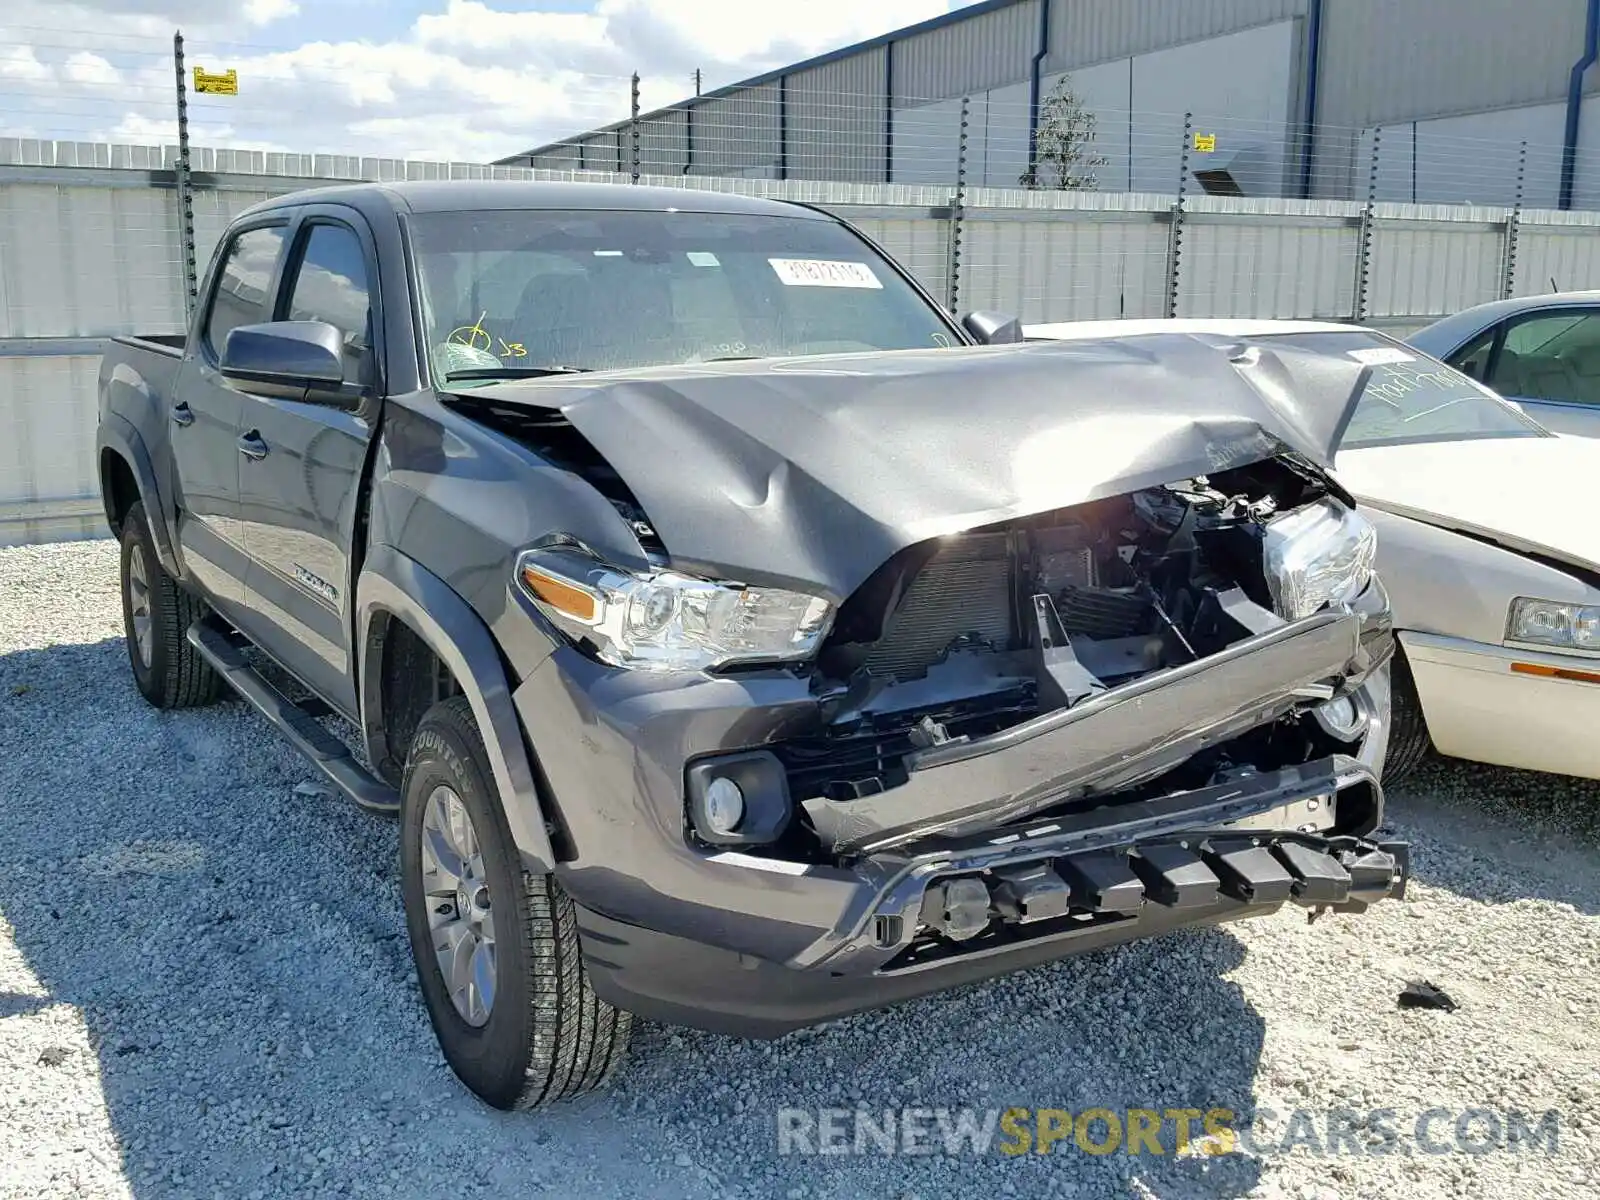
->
(1193, 133), (1217, 153)
(192, 66), (238, 96)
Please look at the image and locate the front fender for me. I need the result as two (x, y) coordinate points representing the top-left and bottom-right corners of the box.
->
(96, 412), (180, 577)
(356, 543), (557, 872)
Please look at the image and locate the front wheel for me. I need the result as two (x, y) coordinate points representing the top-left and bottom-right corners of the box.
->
(399, 695), (631, 1109)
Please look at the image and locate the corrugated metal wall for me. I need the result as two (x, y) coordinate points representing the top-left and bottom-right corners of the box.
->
(689, 83), (783, 178)
(0, 183), (184, 337)
(893, 0), (1040, 105)
(1045, 0), (1308, 71)
(1315, 0), (1588, 132)
(787, 51), (889, 182)
(640, 110), (690, 176)
(8, 141), (1600, 547)
(1177, 197), (1361, 319)
(578, 131), (622, 173)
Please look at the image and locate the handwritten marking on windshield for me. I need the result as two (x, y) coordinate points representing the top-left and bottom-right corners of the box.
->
(1366, 364), (1463, 409)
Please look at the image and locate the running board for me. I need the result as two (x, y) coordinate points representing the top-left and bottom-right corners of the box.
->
(186, 622), (401, 816)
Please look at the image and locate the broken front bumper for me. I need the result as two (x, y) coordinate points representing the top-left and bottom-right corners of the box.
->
(804, 602), (1390, 854)
(558, 749), (1407, 1037)
(514, 586), (1395, 1037)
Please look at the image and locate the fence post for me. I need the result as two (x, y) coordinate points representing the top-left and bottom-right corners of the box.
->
(629, 73), (641, 183)
(1352, 125), (1381, 323)
(172, 30), (198, 319)
(1502, 140), (1527, 300)
(1163, 112), (1192, 319)
(945, 96), (970, 314)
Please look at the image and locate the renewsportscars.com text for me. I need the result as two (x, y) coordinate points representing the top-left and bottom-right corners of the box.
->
(775, 1106), (1562, 1158)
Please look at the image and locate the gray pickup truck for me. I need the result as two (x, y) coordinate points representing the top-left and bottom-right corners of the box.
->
(97, 180), (1407, 1111)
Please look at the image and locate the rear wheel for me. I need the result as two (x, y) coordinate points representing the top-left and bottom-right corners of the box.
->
(118, 501), (221, 709)
(399, 696), (631, 1109)
(1382, 651), (1433, 786)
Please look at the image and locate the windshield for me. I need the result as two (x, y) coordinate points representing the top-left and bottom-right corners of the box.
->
(408, 208), (957, 382)
(1255, 330), (1550, 450)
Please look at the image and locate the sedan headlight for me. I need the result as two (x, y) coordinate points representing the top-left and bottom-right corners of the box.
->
(516, 545), (834, 672)
(1506, 597), (1600, 651)
(1262, 500), (1377, 620)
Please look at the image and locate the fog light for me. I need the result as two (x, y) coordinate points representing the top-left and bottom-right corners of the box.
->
(686, 752), (792, 846)
(1314, 694), (1362, 740)
(703, 777), (745, 835)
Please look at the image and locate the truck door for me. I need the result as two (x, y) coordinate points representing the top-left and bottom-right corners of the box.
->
(170, 220), (290, 613)
(234, 209), (381, 717)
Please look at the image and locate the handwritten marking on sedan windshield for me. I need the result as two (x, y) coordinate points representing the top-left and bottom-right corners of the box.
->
(769, 258), (883, 289)
(1365, 364), (1464, 409)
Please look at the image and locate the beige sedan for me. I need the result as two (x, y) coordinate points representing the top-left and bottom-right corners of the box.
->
(1026, 318), (1600, 784)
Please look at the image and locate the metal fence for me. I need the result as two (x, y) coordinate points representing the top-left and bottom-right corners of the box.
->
(5, 135), (1600, 547)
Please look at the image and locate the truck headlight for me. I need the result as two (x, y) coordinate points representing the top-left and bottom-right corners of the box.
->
(516, 545), (834, 672)
(1262, 501), (1377, 620)
(1506, 597), (1600, 651)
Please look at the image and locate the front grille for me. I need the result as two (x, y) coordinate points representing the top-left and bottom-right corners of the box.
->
(863, 533), (1013, 678)
(775, 687), (1036, 801)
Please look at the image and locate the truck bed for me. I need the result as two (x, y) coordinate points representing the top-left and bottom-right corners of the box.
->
(113, 332), (186, 356)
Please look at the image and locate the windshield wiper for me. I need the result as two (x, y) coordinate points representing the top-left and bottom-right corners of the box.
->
(444, 366), (592, 381)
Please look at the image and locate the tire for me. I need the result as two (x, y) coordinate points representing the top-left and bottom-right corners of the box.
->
(119, 501), (222, 709)
(1382, 651), (1433, 786)
(399, 695), (631, 1110)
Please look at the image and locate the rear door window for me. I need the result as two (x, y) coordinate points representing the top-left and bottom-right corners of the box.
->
(204, 226), (287, 359)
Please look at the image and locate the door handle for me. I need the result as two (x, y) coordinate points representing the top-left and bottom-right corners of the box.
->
(170, 402), (194, 427)
(236, 431), (270, 460)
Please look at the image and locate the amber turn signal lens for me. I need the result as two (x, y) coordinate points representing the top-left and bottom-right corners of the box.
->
(520, 565), (599, 622)
(1510, 661), (1600, 685)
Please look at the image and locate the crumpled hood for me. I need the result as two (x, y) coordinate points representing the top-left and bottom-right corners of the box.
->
(480, 336), (1368, 601)
(1335, 435), (1600, 573)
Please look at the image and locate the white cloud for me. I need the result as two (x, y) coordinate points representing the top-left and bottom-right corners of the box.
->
(0, 0), (954, 160)
(0, 46), (54, 84)
(243, 0), (299, 23)
(63, 53), (122, 88)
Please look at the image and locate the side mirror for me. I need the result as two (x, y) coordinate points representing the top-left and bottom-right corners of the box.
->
(961, 310), (1024, 345)
(221, 321), (349, 403)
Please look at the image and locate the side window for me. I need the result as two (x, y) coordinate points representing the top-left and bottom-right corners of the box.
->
(1487, 312), (1600, 405)
(204, 226), (287, 359)
(1451, 330), (1495, 382)
(284, 223), (373, 385)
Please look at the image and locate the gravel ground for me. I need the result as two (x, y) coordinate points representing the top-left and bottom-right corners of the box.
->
(2, 538), (1597, 1200)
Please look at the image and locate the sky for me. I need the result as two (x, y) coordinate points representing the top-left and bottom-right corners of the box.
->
(0, 0), (969, 162)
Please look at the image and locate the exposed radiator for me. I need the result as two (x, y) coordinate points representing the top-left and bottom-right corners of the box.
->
(864, 534), (1014, 678)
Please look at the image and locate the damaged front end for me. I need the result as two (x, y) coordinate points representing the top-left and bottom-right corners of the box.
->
(759, 453), (1392, 862)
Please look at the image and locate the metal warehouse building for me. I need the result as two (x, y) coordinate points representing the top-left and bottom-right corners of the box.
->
(499, 0), (1600, 209)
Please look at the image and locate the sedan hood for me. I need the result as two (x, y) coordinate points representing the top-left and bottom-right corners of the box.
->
(1335, 435), (1600, 574)
(481, 336), (1369, 601)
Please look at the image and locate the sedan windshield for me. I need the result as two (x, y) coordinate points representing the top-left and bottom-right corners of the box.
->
(408, 208), (958, 382)
(1255, 330), (1550, 450)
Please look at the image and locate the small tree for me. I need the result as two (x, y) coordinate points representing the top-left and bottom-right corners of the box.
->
(1019, 75), (1108, 190)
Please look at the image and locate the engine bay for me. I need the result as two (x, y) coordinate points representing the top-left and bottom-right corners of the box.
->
(778, 455), (1351, 815)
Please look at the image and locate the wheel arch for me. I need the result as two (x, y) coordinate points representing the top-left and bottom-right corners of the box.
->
(356, 543), (557, 872)
(96, 413), (180, 576)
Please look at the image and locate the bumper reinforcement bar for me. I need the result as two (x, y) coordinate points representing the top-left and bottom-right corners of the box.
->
(792, 756), (1407, 975)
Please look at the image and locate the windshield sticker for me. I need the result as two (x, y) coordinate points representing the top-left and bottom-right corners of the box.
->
(1348, 346), (1415, 365)
(687, 251), (720, 268)
(769, 258), (883, 289)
